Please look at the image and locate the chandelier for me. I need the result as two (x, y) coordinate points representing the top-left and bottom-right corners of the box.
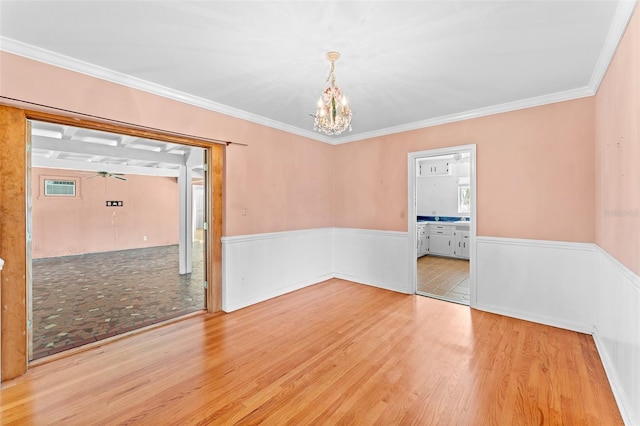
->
(312, 51), (353, 135)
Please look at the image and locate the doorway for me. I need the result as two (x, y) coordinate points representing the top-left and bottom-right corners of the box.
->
(408, 145), (476, 306)
(28, 120), (209, 360)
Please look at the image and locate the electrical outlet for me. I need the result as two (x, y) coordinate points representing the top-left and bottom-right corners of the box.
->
(143, 235), (147, 241)
(241, 277), (247, 286)
(241, 207), (248, 216)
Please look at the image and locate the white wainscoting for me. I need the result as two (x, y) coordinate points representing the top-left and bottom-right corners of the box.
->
(475, 236), (597, 333)
(592, 246), (640, 426)
(222, 227), (410, 312)
(333, 228), (410, 294)
(221, 228), (334, 312)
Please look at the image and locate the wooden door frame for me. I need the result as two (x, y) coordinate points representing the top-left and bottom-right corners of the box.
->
(0, 105), (224, 381)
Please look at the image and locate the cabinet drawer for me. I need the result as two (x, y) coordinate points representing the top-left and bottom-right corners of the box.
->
(428, 224), (453, 235)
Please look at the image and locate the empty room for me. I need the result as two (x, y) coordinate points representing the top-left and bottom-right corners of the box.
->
(0, 1), (638, 425)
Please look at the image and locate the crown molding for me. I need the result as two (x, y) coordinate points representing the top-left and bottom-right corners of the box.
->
(588, 0), (637, 92)
(0, 36), (335, 144)
(332, 86), (595, 144)
(1, 0), (636, 149)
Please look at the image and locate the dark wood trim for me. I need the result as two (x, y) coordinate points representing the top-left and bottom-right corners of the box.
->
(209, 144), (224, 312)
(0, 106), (224, 381)
(0, 105), (28, 381)
(25, 110), (221, 148)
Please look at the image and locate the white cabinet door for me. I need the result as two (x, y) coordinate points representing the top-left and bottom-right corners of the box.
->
(419, 160), (451, 176)
(420, 229), (429, 256)
(453, 231), (470, 259)
(428, 234), (454, 256)
(417, 225), (428, 257)
(453, 231), (462, 257)
(428, 224), (454, 256)
(460, 232), (470, 258)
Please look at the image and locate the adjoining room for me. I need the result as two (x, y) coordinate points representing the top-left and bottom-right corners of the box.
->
(415, 151), (471, 305)
(29, 121), (208, 359)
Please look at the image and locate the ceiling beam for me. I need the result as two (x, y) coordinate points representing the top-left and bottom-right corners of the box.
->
(32, 157), (181, 177)
(31, 135), (187, 165)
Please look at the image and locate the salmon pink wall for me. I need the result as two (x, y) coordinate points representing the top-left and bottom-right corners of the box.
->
(0, 52), (335, 237)
(335, 98), (596, 243)
(595, 8), (640, 275)
(31, 168), (179, 258)
(225, 129), (334, 236)
(1, 51), (598, 243)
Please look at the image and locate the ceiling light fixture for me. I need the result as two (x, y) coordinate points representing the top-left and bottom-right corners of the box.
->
(312, 51), (352, 135)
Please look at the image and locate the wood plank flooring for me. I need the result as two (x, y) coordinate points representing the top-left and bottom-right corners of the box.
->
(0, 279), (622, 425)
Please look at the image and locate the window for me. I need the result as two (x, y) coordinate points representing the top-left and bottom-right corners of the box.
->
(44, 179), (76, 197)
(458, 185), (470, 213)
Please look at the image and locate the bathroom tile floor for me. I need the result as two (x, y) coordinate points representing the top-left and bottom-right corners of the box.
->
(31, 243), (205, 360)
(417, 255), (470, 305)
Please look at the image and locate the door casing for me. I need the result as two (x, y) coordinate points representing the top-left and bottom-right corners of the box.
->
(0, 105), (224, 381)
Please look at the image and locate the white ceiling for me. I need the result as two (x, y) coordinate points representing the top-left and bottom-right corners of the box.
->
(0, 1), (636, 144)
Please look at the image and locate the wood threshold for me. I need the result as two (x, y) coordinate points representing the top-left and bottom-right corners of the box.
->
(0, 279), (623, 425)
(416, 290), (468, 306)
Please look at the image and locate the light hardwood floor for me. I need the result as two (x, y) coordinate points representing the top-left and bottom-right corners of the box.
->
(0, 279), (622, 425)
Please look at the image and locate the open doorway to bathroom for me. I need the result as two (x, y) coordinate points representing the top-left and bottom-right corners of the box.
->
(409, 145), (476, 306)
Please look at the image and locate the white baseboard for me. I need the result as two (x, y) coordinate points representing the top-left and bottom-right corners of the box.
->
(333, 228), (410, 294)
(221, 228), (334, 312)
(592, 246), (640, 426)
(472, 302), (595, 334)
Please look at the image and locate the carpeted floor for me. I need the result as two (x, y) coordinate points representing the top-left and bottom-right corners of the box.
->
(31, 243), (205, 360)
(417, 255), (470, 304)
